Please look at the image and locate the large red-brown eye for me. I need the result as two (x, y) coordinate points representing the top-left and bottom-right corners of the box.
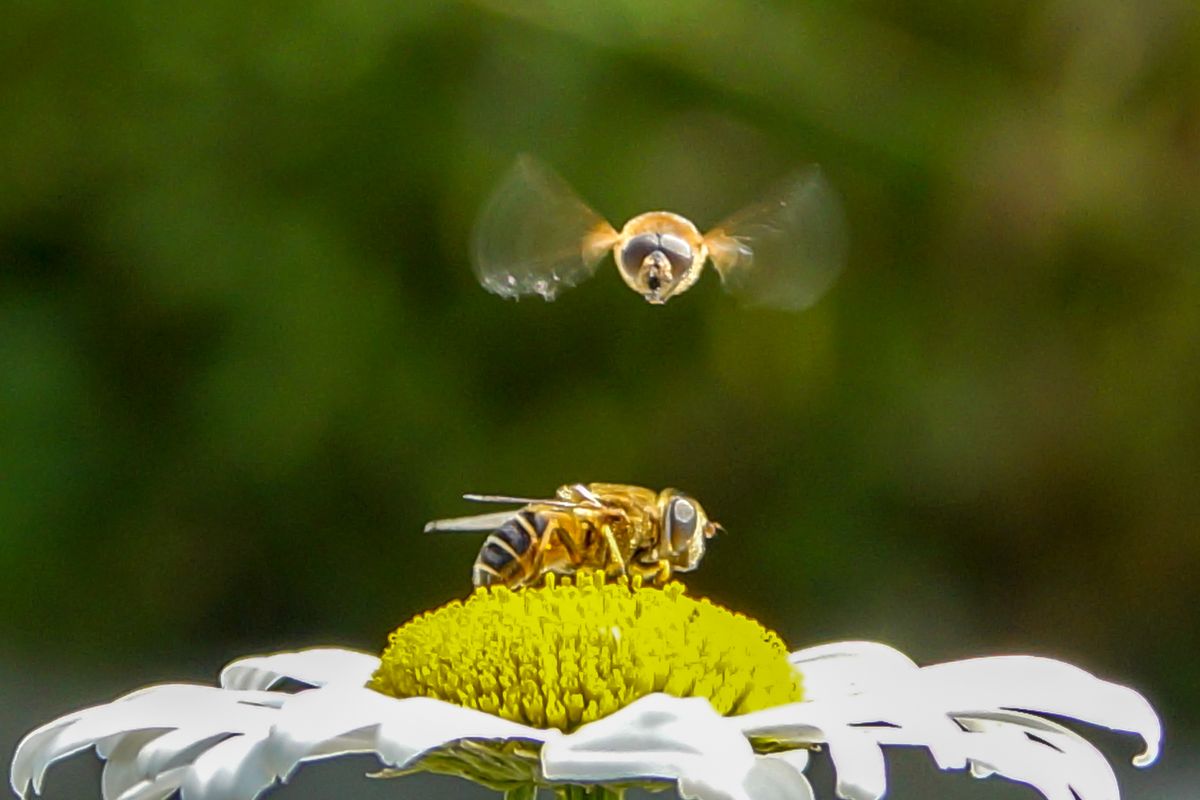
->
(667, 497), (698, 554)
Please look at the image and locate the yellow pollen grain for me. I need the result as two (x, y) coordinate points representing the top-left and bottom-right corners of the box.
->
(369, 571), (803, 732)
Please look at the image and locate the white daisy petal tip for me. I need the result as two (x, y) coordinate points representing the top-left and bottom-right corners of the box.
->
(1122, 687), (1161, 769)
(1132, 730), (1161, 768)
(916, 655), (1164, 770)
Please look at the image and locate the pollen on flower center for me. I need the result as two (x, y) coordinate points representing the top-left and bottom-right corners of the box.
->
(369, 571), (803, 732)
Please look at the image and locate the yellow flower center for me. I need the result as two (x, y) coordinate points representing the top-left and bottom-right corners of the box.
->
(370, 571), (803, 732)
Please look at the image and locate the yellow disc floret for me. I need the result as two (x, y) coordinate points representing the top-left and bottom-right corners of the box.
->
(370, 571), (803, 732)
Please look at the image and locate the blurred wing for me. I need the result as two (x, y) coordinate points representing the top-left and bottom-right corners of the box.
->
(424, 510), (518, 533)
(704, 166), (847, 311)
(472, 155), (618, 301)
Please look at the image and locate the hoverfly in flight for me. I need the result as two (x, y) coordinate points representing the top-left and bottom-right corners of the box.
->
(471, 155), (846, 309)
(424, 482), (721, 589)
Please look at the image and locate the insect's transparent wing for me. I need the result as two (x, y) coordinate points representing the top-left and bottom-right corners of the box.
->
(463, 493), (576, 509)
(472, 155), (618, 301)
(704, 166), (847, 311)
(424, 510), (519, 533)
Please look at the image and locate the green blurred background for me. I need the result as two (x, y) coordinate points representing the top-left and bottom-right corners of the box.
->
(3, 0), (1197, 797)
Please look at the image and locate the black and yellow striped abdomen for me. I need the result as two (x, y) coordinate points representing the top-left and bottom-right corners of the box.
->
(472, 510), (550, 587)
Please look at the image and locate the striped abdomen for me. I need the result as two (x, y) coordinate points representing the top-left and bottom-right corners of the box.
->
(473, 509), (549, 587)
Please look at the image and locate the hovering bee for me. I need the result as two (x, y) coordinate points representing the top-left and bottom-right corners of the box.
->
(424, 482), (721, 589)
(471, 155), (846, 309)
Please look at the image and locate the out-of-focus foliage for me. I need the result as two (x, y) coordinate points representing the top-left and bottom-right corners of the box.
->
(2, 0), (1197, 794)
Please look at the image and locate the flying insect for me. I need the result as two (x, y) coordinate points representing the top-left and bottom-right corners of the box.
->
(471, 155), (846, 309)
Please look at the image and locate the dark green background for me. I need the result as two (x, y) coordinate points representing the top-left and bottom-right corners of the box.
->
(3, 1), (1196, 797)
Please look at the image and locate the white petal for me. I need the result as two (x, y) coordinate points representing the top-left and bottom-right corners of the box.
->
(823, 731), (887, 800)
(788, 642), (917, 700)
(958, 711), (1119, 800)
(136, 729), (240, 783)
(738, 690), (971, 798)
(742, 647), (1161, 800)
(219, 648), (380, 690)
(958, 719), (1085, 800)
(16, 687), (194, 795)
(11, 715), (83, 796)
(97, 730), (149, 760)
(13, 684), (279, 797)
(919, 657), (1161, 766)
(374, 695), (551, 769)
(542, 694), (759, 800)
(13, 674), (556, 800)
(764, 748), (809, 773)
(744, 754), (815, 800)
(265, 687), (551, 780)
(738, 703), (894, 800)
(114, 766), (187, 800)
(179, 730), (275, 800)
(101, 730), (165, 800)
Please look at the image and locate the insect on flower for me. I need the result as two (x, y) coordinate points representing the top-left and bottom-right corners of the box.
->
(472, 155), (847, 309)
(424, 482), (720, 588)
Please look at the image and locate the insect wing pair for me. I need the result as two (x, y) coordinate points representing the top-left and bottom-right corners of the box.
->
(472, 155), (847, 309)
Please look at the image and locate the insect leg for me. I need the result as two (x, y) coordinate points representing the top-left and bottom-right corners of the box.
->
(628, 559), (671, 585)
(552, 522), (585, 566)
(598, 523), (627, 574)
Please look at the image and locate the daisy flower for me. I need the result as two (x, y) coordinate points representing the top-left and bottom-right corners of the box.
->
(11, 571), (1160, 800)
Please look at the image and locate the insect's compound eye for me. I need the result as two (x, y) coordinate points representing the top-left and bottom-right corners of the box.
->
(668, 497), (698, 554)
(619, 233), (694, 288)
(619, 234), (660, 280)
(657, 233), (693, 276)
